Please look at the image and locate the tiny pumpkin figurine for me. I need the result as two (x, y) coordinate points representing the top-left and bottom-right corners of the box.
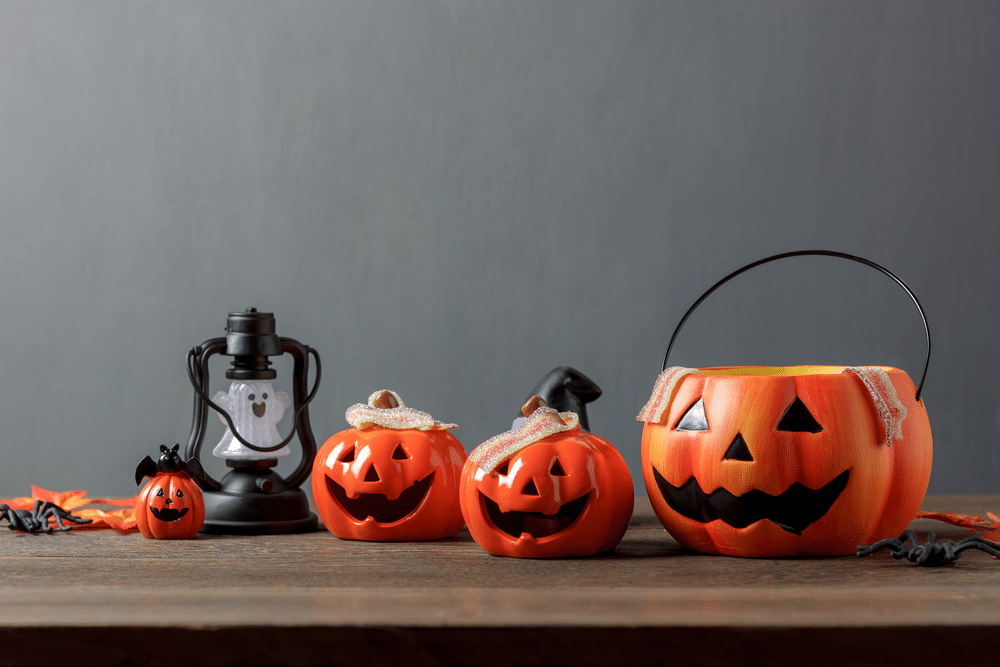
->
(312, 390), (466, 541)
(460, 396), (634, 558)
(134, 444), (206, 539)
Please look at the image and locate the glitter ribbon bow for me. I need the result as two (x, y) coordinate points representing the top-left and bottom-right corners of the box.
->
(345, 390), (457, 431)
(842, 366), (908, 446)
(468, 402), (579, 474)
(636, 367), (702, 425)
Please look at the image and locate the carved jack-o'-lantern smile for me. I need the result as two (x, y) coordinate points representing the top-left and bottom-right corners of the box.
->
(324, 440), (437, 524)
(326, 473), (435, 523)
(651, 395), (850, 535)
(652, 467), (850, 535)
(322, 442), (437, 524)
(149, 487), (191, 523)
(477, 455), (591, 539)
(480, 492), (590, 539)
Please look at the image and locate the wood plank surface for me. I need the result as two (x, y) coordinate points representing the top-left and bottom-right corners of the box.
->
(2, 495), (999, 666)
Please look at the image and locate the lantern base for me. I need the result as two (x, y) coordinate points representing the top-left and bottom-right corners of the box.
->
(199, 465), (318, 535)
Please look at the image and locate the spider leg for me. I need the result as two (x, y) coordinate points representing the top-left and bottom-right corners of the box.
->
(32, 501), (53, 533)
(858, 538), (905, 558)
(0, 505), (15, 531)
(48, 506), (90, 531)
(45, 507), (70, 532)
(953, 537), (1000, 559)
(893, 532), (937, 565)
(44, 502), (92, 531)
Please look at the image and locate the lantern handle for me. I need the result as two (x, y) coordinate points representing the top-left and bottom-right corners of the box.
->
(661, 250), (931, 401)
(185, 343), (322, 455)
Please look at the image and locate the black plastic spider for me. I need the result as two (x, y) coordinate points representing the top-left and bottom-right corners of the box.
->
(858, 530), (1000, 566)
(0, 500), (92, 533)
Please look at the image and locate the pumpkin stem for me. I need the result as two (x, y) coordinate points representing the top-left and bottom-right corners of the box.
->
(521, 395), (549, 418)
(372, 391), (401, 410)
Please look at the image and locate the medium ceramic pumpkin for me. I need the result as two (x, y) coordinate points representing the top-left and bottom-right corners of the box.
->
(312, 390), (466, 541)
(638, 365), (932, 557)
(461, 396), (634, 558)
(135, 445), (205, 539)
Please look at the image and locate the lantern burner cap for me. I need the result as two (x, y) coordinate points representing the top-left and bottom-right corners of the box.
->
(224, 308), (282, 379)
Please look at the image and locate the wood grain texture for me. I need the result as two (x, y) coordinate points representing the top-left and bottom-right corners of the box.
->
(2, 495), (1000, 666)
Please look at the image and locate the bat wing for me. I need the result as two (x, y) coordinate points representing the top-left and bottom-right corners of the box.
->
(134, 456), (158, 486)
(183, 457), (220, 492)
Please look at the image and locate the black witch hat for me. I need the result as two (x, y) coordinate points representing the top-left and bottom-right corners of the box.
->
(516, 366), (602, 432)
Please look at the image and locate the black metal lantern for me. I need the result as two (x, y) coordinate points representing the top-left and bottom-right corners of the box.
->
(184, 308), (321, 534)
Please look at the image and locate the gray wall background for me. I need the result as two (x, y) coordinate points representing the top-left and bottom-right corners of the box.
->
(0, 1), (996, 499)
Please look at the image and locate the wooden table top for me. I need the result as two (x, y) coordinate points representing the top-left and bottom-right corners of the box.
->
(2, 494), (1000, 666)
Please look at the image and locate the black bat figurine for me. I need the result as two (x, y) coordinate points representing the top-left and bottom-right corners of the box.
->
(135, 444), (220, 491)
(517, 367), (602, 432)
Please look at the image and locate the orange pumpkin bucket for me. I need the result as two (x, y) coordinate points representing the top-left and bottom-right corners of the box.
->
(638, 251), (933, 557)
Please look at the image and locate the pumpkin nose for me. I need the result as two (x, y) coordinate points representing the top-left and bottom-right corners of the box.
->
(364, 464), (380, 482)
(723, 433), (754, 462)
(522, 478), (539, 496)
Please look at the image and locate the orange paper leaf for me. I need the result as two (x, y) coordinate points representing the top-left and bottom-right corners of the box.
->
(0, 486), (139, 533)
(915, 510), (993, 530)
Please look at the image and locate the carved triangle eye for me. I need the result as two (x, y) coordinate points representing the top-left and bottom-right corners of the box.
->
(550, 459), (567, 476)
(777, 397), (823, 433)
(340, 446), (356, 463)
(392, 444), (409, 460)
(675, 398), (709, 432)
(495, 459), (510, 476)
(723, 433), (754, 461)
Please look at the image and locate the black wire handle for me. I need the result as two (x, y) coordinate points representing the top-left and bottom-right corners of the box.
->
(185, 345), (322, 452)
(661, 250), (931, 401)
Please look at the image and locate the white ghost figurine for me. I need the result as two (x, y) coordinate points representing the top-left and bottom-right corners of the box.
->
(212, 381), (293, 460)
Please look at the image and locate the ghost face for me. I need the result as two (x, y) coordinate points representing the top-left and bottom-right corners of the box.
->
(212, 381), (292, 461)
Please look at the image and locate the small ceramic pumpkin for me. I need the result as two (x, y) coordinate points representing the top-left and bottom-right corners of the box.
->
(135, 444), (206, 539)
(460, 396), (634, 558)
(638, 365), (932, 557)
(312, 390), (466, 541)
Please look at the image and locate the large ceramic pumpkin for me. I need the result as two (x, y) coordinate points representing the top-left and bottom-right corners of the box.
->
(312, 390), (466, 541)
(135, 445), (205, 539)
(639, 365), (932, 557)
(461, 396), (634, 558)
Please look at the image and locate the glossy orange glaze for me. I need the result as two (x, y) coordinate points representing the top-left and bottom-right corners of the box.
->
(312, 427), (466, 541)
(461, 427), (634, 558)
(136, 471), (205, 540)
